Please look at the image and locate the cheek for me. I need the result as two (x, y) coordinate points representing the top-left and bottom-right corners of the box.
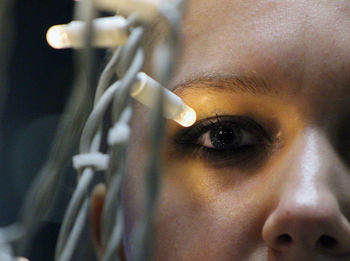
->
(123, 100), (282, 260)
(123, 104), (153, 253)
(152, 161), (274, 261)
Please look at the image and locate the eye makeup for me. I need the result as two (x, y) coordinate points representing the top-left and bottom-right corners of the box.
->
(170, 115), (274, 169)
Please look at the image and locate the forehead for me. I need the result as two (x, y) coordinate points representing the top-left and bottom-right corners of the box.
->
(171, 0), (350, 98)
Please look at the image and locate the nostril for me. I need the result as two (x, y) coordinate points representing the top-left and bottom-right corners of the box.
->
(276, 234), (293, 245)
(317, 235), (338, 249)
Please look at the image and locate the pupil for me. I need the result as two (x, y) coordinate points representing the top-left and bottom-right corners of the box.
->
(209, 125), (242, 150)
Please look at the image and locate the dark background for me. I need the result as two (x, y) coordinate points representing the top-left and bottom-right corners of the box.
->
(0, 0), (98, 259)
(0, 0), (74, 224)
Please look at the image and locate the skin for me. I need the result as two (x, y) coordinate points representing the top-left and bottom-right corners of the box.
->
(91, 0), (350, 260)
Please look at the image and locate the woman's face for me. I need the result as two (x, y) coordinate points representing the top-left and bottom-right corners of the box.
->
(123, 0), (350, 260)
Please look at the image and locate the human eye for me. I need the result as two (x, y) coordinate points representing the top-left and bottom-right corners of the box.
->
(172, 115), (272, 168)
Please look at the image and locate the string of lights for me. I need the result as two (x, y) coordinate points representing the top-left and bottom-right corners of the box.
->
(0, 0), (192, 260)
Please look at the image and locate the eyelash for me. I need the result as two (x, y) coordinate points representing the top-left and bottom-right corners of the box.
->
(172, 115), (272, 168)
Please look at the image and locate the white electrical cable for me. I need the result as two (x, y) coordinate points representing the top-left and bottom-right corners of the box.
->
(0, 234), (13, 261)
(107, 106), (132, 146)
(58, 199), (89, 261)
(54, 169), (94, 261)
(93, 0), (161, 21)
(108, 122), (130, 146)
(72, 152), (109, 171)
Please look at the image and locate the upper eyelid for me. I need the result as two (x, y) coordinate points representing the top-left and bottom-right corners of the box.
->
(174, 115), (273, 144)
(195, 115), (267, 133)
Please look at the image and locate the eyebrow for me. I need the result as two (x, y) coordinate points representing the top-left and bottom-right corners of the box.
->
(170, 72), (275, 95)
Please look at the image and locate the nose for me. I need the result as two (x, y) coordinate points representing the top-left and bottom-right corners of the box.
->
(262, 129), (350, 257)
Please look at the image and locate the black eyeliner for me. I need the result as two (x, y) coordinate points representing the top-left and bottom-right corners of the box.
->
(173, 115), (272, 145)
(170, 115), (273, 169)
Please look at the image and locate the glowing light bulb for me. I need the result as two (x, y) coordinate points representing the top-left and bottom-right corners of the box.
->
(46, 25), (71, 49)
(131, 72), (197, 127)
(173, 104), (196, 127)
(46, 16), (128, 49)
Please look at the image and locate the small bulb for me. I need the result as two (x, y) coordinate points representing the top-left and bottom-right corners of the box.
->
(46, 16), (128, 49)
(173, 104), (196, 127)
(46, 25), (71, 49)
(131, 72), (197, 127)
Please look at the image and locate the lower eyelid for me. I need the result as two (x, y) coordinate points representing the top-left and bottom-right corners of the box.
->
(195, 144), (271, 170)
(168, 136), (272, 170)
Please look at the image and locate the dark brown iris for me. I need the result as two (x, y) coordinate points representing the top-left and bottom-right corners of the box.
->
(209, 124), (242, 150)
